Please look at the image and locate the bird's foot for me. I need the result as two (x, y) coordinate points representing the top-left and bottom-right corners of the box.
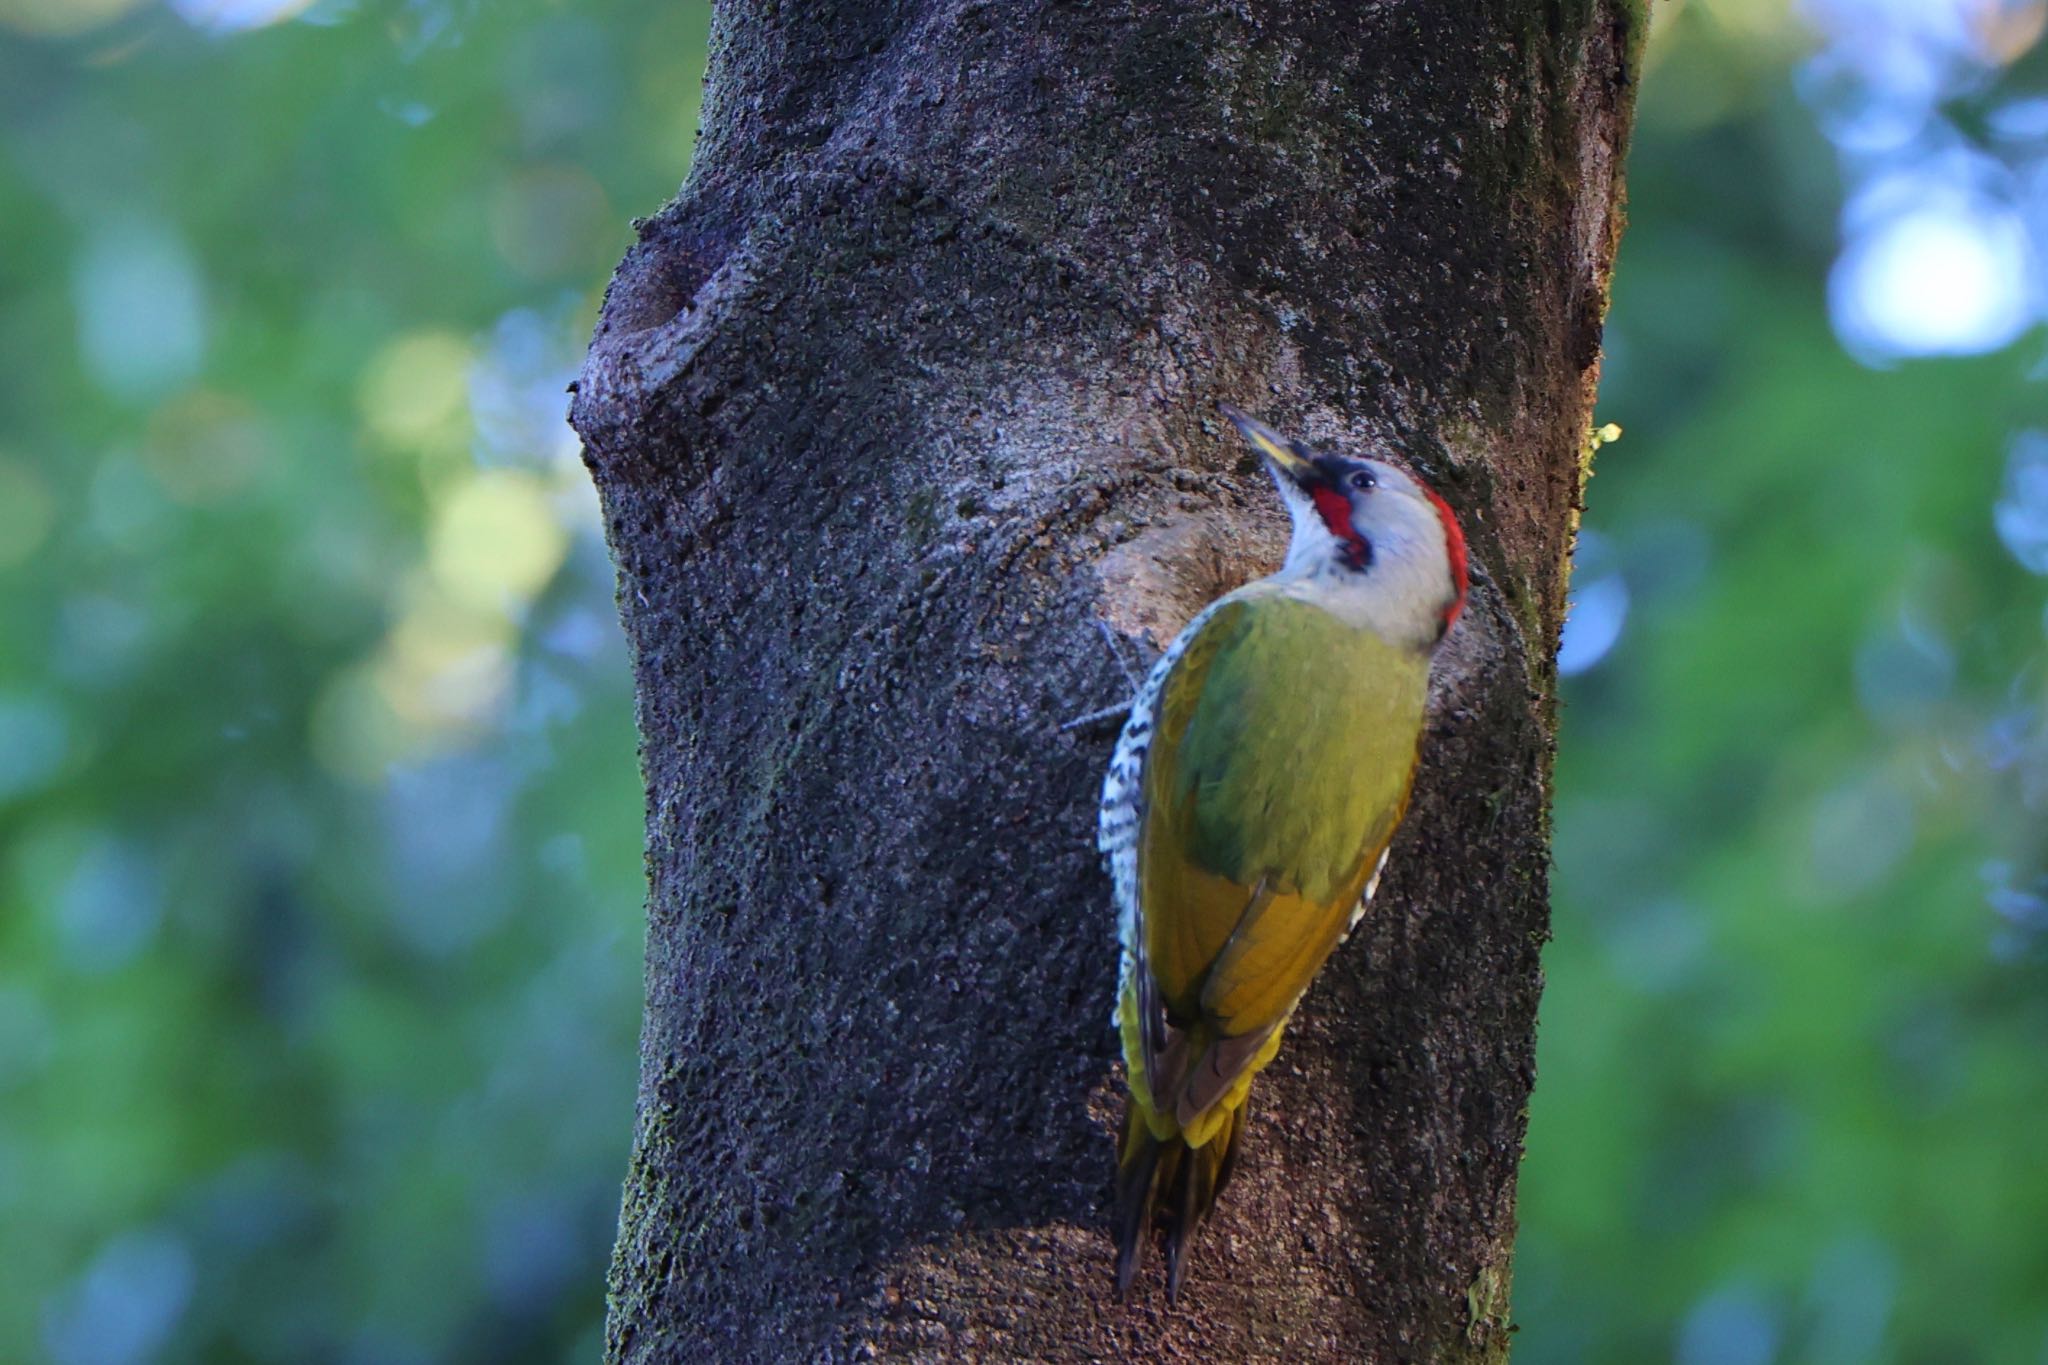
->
(1059, 620), (1143, 732)
(1059, 701), (1131, 732)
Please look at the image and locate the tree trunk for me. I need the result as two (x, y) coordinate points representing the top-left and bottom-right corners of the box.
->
(571, 2), (1639, 1359)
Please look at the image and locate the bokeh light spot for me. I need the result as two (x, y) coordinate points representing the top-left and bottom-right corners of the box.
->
(0, 457), (58, 569)
(1972, 0), (2048, 63)
(57, 592), (154, 688)
(0, 0), (144, 37)
(1806, 772), (1917, 899)
(1854, 612), (1956, 721)
(40, 1226), (195, 1365)
(0, 695), (72, 803)
(470, 306), (584, 471)
(428, 471), (569, 613)
(1802, 1235), (1898, 1362)
(1702, 0), (1801, 47)
(0, 987), (56, 1091)
(1559, 576), (1630, 676)
(1560, 529), (1630, 676)
(165, 0), (316, 34)
(359, 330), (474, 463)
(376, 589), (515, 731)
(55, 834), (163, 975)
(143, 390), (271, 504)
(1830, 196), (2034, 359)
(1983, 859), (2048, 935)
(72, 220), (207, 401)
(1994, 430), (2048, 573)
(1676, 1284), (1780, 1365)
(309, 663), (417, 783)
(84, 455), (172, 556)
(381, 755), (517, 954)
(488, 164), (614, 281)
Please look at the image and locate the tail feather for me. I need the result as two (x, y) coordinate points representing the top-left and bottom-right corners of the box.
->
(1114, 1098), (1249, 1300)
(1113, 1109), (1165, 1295)
(1163, 1136), (1211, 1300)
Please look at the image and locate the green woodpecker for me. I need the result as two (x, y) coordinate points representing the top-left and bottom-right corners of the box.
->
(1099, 403), (1468, 1298)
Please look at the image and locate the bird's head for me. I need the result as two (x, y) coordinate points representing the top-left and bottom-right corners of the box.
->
(1221, 403), (1468, 644)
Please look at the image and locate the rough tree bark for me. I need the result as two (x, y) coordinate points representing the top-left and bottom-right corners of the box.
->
(571, 2), (1639, 1359)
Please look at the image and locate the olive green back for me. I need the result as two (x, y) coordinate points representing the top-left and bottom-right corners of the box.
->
(1139, 593), (1430, 1035)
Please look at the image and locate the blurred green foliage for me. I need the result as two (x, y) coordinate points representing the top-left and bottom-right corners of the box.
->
(2, 0), (2045, 1362)
(1, 1), (706, 1359)
(1521, 4), (2048, 1363)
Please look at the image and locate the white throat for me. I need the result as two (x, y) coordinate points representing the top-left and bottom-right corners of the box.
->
(1261, 505), (1451, 651)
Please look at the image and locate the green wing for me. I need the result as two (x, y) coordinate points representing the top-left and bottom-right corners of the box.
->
(1135, 593), (1429, 1132)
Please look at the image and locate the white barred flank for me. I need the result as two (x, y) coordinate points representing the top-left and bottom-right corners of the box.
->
(1341, 846), (1392, 943)
(1098, 597), (1402, 1028)
(1097, 599), (1230, 1027)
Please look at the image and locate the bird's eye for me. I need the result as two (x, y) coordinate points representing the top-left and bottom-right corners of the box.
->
(1348, 470), (1376, 492)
